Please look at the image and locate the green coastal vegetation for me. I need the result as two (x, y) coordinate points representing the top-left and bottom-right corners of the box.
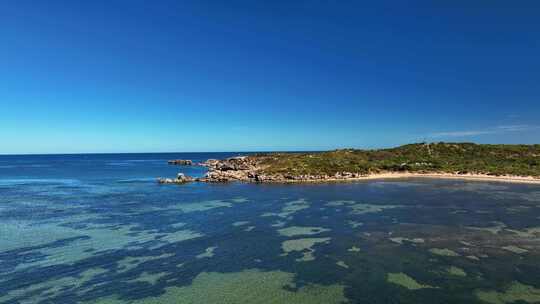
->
(255, 142), (540, 177)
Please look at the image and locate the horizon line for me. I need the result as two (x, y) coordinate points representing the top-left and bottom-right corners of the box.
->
(2, 141), (540, 156)
(0, 149), (325, 156)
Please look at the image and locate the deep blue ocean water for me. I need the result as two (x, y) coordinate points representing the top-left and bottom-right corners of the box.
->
(1, 153), (540, 303)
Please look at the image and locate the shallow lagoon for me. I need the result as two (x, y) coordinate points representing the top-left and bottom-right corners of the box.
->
(1, 154), (540, 303)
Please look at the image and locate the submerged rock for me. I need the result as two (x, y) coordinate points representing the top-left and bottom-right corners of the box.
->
(475, 281), (540, 304)
(387, 272), (436, 290)
(502, 245), (529, 254)
(446, 266), (467, 277)
(281, 237), (331, 262)
(429, 248), (460, 257)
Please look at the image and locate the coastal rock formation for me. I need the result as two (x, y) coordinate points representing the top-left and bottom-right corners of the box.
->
(158, 143), (540, 184)
(197, 157), (370, 183)
(200, 159), (219, 167)
(198, 157), (257, 182)
(158, 173), (194, 184)
(168, 159), (193, 165)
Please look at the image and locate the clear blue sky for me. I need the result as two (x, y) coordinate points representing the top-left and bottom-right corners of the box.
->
(1, 1), (539, 154)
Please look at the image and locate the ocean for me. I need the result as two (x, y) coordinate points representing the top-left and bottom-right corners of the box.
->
(1, 153), (539, 303)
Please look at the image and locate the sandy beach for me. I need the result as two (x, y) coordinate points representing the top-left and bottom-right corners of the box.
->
(293, 172), (540, 185)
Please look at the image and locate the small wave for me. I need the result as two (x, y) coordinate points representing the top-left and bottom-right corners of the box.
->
(106, 162), (134, 166)
(117, 177), (157, 183)
(0, 178), (81, 186)
(0, 164), (51, 169)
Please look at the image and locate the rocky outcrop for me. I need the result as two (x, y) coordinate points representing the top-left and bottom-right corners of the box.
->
(199, 159), (219, 167)
(159, 156), (373, 184)
(168, 159), (193, 165)
(198, 156), (256, 182)
(158, 173), (194, 184)
(196, 157), (371, 183)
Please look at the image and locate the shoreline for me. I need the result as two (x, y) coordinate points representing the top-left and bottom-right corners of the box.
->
(261, 172), (540, 185)
(159, 146), (540, 185)
(159, 170), (540, 185)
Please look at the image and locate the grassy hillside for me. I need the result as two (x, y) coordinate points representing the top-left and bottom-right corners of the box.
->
(254, 143), (540, 177)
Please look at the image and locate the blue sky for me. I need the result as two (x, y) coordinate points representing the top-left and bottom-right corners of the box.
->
(1, 1), (539, 154)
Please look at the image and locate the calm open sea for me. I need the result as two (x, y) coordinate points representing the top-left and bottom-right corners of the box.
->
(1, 153), (540, 303)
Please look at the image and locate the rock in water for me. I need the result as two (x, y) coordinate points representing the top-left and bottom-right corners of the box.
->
(157, 172), (194, 184)
(168, 159), (193, 165)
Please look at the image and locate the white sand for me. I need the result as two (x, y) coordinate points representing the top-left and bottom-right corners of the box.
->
(275, 172), (540, 185)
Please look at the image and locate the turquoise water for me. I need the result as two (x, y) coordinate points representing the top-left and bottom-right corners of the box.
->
(1, 154), (540, 303)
